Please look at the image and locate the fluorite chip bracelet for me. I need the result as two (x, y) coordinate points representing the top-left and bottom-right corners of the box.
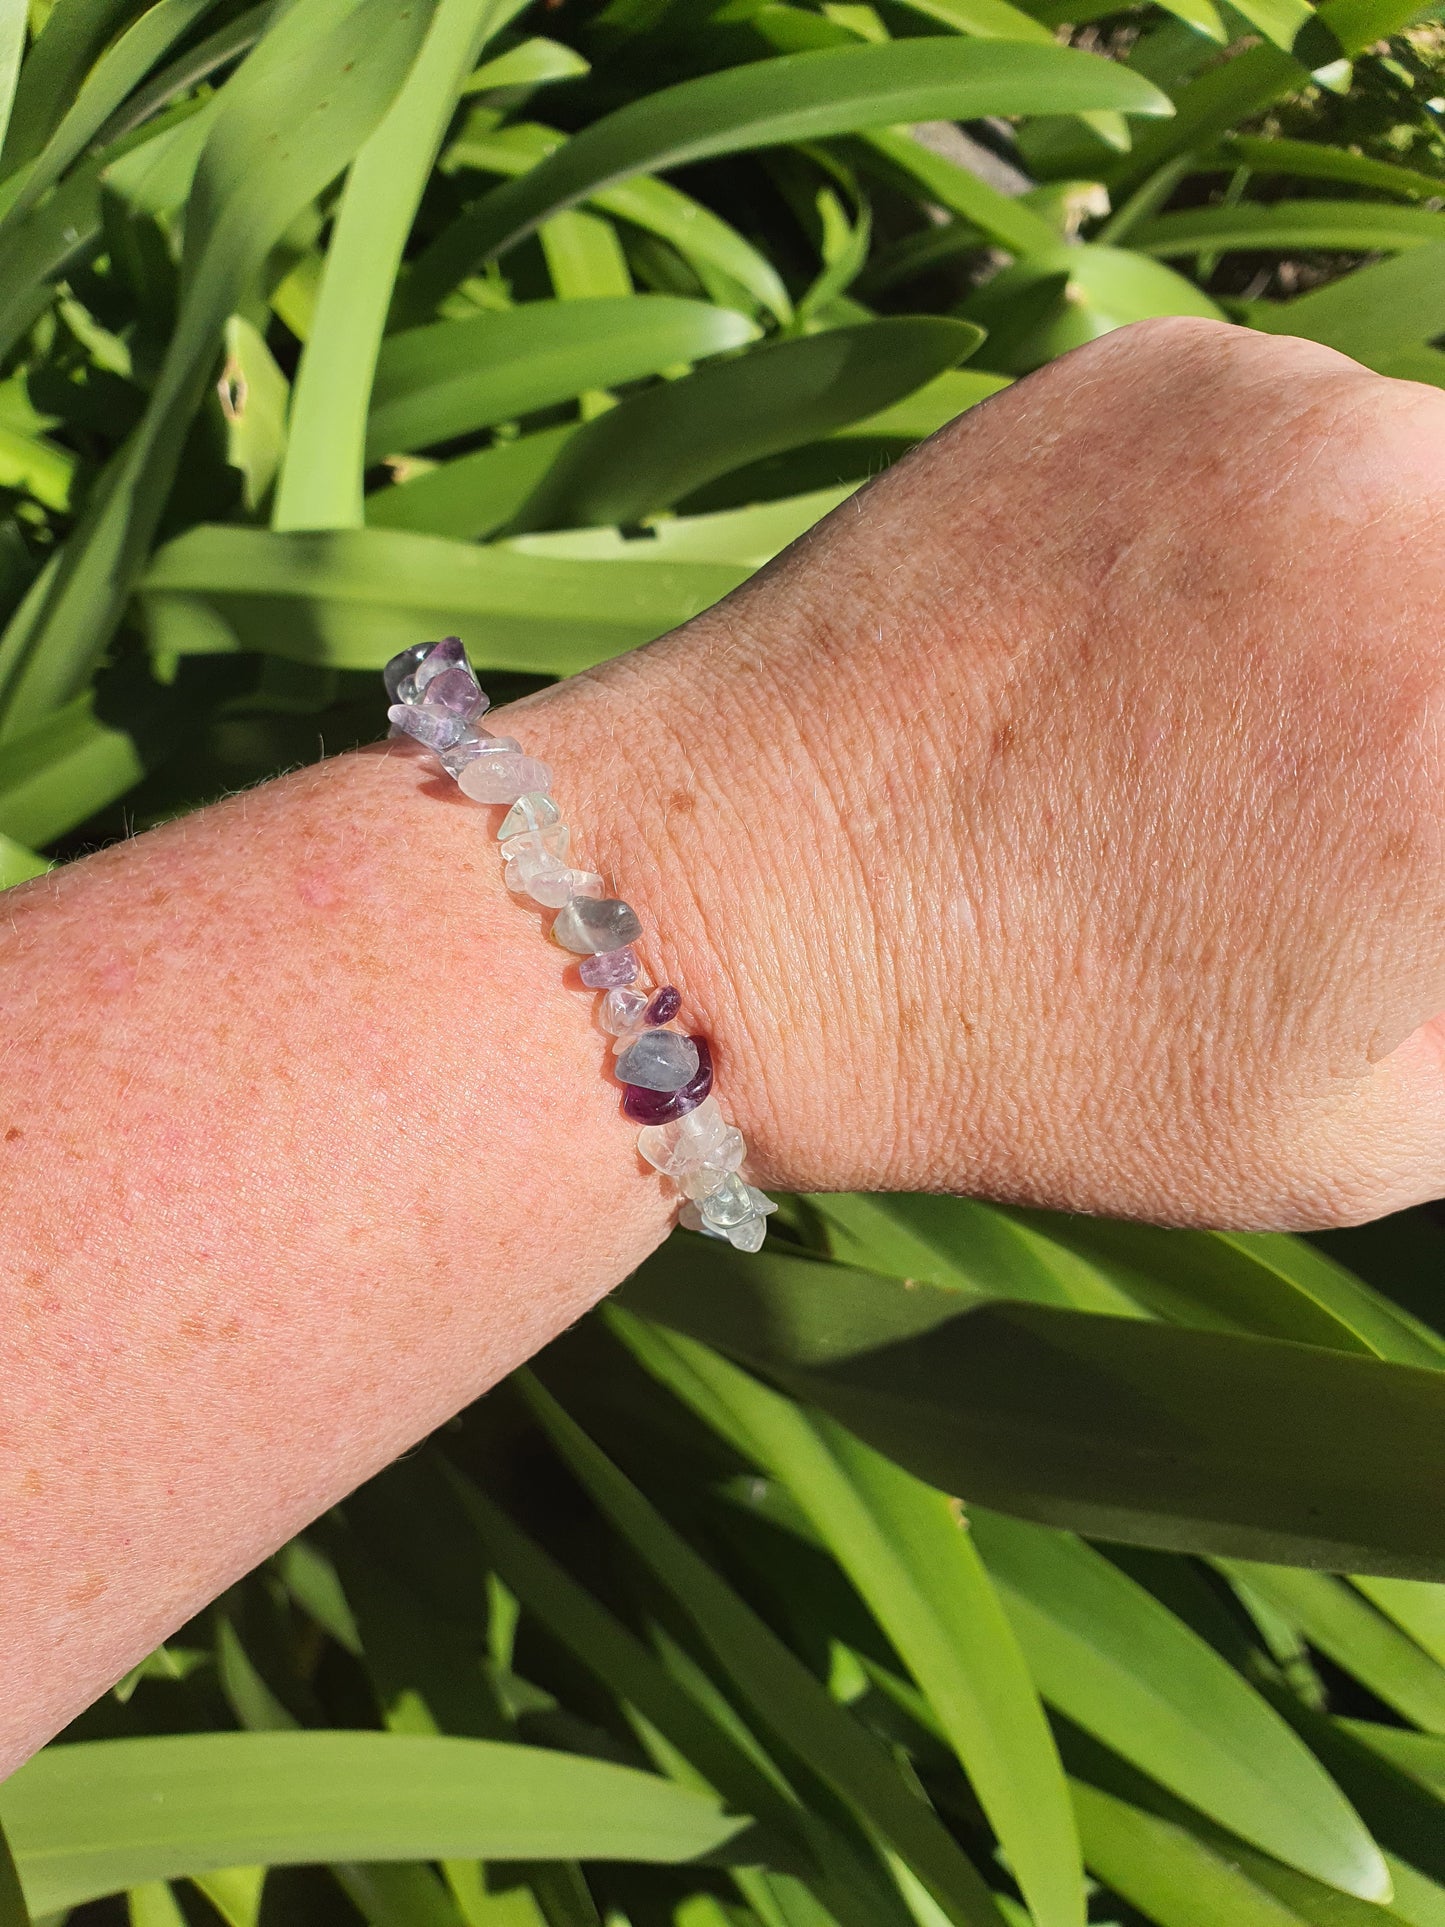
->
(384, 637), (776, 1252)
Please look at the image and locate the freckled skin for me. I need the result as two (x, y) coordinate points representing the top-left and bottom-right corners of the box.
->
(4, 319), (1445, 1769)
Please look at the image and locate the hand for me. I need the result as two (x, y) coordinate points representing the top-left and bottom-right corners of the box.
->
(516, 317), (1445, 1228)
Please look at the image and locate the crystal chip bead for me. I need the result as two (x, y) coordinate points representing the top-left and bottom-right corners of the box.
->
(501, 825), (570, 864)
(601, 988), (649, 1035)
(383, 642), (433, 702)
(616, 1031), (699, 1092)
(678, 1200), (729, 1241)
(457, 753), (552, 803)
(622, 1036), (712, 1123)
(387, 702), (465, 750)
(425, 664), (488, 719)
(635, 1095), (727, 1174)
(552, 897), (642, 955)
(677, 1128), (747, 1199)
(497, 793), (560, 840)
(414, 636), (466, 690)
(644, 986), (681, 1026)
(700, 1173), (755, 1229)
(727, 1216), (768, 1253)
(505, 851), (571, 906)
(580, 947), (637, 989)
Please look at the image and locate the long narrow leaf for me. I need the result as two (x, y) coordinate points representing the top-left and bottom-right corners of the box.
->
(617, 1315), (1087, 1927)
(0, 1733), (747, 1917)
(0, 0), (437, 737)
(517, 1373), (1011, 1927)
(272, 0), (527, 531)
(400, 40), (1170, 314)
(970, 1512), (1387, 1899)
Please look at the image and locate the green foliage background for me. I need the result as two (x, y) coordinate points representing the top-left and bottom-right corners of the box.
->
(1, 0), (1445, 1922)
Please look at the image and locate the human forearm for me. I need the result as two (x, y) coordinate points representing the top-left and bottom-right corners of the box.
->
(0, 705), (698, 1768)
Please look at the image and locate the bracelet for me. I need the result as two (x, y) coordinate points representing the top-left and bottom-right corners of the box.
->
(384, 637), (776, 1253)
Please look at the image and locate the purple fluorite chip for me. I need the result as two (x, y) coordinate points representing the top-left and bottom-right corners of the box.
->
(414, 636), (466, 689)
(425, 664), (488, 719)
(622, 1035), (712, 1124)
(644, 986), (681, 1026)
(387, 701), (466, 749)
(580, 947), (638, 989)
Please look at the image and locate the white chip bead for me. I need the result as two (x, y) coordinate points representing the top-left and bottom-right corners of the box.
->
(497, 792), (559, 840)
(726, 1216), (768, 1253)
(678, 1128), (747, 1199)
(458, 752), (552, 803)
(678, 1200), (729, 1241)
(501, 824), (570, 864)
(506, 850), (574, 907)
(635, 1096), (729, 1176)
(601, 988), (649, 1035)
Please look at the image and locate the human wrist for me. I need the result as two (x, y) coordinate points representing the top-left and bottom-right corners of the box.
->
(491, 605), (913, 1198)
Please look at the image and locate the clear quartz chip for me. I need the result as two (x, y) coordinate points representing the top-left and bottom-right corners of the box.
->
(501, 824), (570, 864)
(635, 1096), (728, 1176)
(700, 1173), (755, 1229)
(601, 989), (649, 1035)
(457, 753), (552, 803)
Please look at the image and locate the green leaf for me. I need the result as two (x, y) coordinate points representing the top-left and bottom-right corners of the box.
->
(0, 0), (23, 164)
(365, 426), (578, 540)
(1204, 136), (1445, 201)
(618, 1243), (1445, 1576)
(1219, 1568), (1445, 1734)
(0, 1732), (749, 1917)
(189, 1866), (266, 1927)
(1109, 0), (1424, 188)
(442, 119), (792, 324)
(0, 0), (223, 231)
(509, 317), (981, 530)
(1006, 1217), (1445, 1364)
(1134, 200), (1445, 256)
(0, 687), (145, 845)
(0, 1817), (30, 1927)
(887, 0), (1058, 44)
(502, 486), (854, 566)
(1339, 1725), (1445, 1803)
(618, 1316), (1087, 1927)
(854, 127), (1061, 258)
(400, 40), (1171, 314)
(366, 297), (760, 460)
(136, 524), (749, 674)
(1226, 0), (1317, 52)
(0, 421), (74, 512)
(540, 206), (633, 299)
(1243, 241), (1445, 361)
(517, 1373), (1011, 1927)
(1351, 1579), (1445, 1671)
(0, 0), (140, 176)
(1070, 1780), (1326, 1927)
(809, 1194), (1143, 1315)
(273, 0), (529, 532)
(129, 1882), (189, 1927)
(0, 831), (48, 887)
(220, 314), (288, 514)
(462, 36), (590, 94)
(436, 1460), (910, 1927)
(969, 1511), (1386, 1898)
(962, 244), (1223, 373)
(0, 0), (438, 738)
